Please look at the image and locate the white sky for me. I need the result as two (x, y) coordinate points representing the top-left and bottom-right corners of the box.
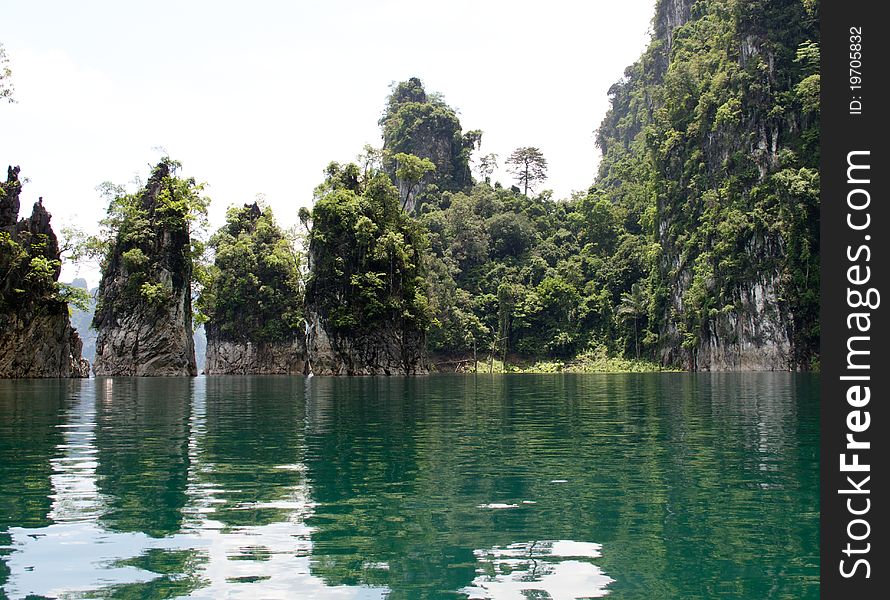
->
(1, 0), (655, 286)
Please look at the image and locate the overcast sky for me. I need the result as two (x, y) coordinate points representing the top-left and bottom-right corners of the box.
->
(1, 0), (655, 285)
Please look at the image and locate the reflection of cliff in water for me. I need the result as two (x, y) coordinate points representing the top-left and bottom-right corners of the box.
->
(94, 378), (193, 537)
(174, 376), (385, 598)
(301, 376), (620, 598)
(0, 373), (818, 599)
(191, 376), (310, 527)
(0, 380), (74, 589)
(303, 376), (446, 595)
(638, 373), (819, 597)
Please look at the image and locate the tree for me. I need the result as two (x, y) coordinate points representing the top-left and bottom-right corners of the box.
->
(393, 152), (435, 212)
(474, 153), (498, 184)
(506, 147), (547, 196)
(0, 42), (15, 103)
(298, 206), (312, 233)
(617, 282), (647, 359)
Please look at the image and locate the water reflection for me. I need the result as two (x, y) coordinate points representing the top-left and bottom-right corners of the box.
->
(462, 540), (613, 599)
(0, 380), (73, 592)
(0, 374), (818, 599)
(95, 377), (193, 537)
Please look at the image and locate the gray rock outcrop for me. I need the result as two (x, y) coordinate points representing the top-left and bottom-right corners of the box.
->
(92, 161), (197, 376)
(305, 312), (426, 376)
(0, 166), (90, 378)
(204, 335), (306, 375)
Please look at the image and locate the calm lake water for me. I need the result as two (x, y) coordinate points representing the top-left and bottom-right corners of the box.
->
(0, 374), (818, 599)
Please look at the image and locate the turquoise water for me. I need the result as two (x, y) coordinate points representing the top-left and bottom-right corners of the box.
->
(0, 374), (819, 599)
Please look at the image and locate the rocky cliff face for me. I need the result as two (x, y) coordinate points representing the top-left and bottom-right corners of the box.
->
(0, 166), (90, 378)
(205, 332), (306, 375)
(596, 0), (819, 371)
(381, 77), (476, 209)
(306, 312), (425, 376)
(92, 161), (197, 376)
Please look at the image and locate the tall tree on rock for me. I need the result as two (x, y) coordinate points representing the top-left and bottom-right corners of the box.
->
(393, 152), (435, 212)
(506, 147), (547, 196)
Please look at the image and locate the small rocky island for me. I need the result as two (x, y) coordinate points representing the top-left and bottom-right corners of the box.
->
(304, 164), (428, 375)
(91, 159), (202, 376)
(200, 202), (306, 374)
(0, 166), (89, 378)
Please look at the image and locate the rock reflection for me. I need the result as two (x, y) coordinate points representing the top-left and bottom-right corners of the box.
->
(177, 376), (389, 599)
(0, 374), (819, 599)
(94, 377), (193, 537)
(0, 379), (77, 593)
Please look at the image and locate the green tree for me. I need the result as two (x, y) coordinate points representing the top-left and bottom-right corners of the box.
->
(506, 147), (548, 196)
(618, 283), (646, 359)
(393, 152), (435, 212)
(298, 206), (312, 232)
(474, 153), (498, 184)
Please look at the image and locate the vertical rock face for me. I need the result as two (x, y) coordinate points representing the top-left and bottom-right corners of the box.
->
(305, 312), (425, 376)
(92, 162), (197, 376)
(200, 202), (306, 374)
(0, 166), (90, 378)
(596, 0), (819, 371)
(204, 335), (306, 375)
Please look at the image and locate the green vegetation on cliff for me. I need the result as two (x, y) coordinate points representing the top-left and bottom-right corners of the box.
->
(381, 77), (480, 205)
(198, 202), (303, 342)
(306, 19), (821, 370)
(1, 167), (87, 315)
(305, 162), (429, 339)
(49, 0), (821, 374)
(90, 158), (209, 323)
(595, 0), (820, 368)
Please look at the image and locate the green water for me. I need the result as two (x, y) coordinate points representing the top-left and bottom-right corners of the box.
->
(0, 374), (818, 599)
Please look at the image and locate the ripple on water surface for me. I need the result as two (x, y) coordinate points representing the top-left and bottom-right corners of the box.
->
(0, 374), (819, 599)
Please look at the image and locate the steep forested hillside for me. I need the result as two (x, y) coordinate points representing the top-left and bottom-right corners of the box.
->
(595, 0), (820, 369)
(421, 0), (820, 370)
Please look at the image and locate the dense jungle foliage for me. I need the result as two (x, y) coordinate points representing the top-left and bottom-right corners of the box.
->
(67, 0), (819, 369)
(306, 0), (820, 367)
(304, 162), (430, 339)
(198, 203), (303, 342)
(595, 0), (820, 366)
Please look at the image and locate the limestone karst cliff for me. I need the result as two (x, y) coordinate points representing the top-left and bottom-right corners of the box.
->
(304, 164), (427, 375)
(92, 159), (204, 376)
(381, 77), (479, 211)
(595, 0), (820, 370)
(200, 202), (306, 374)
(0, 166), (90, 378)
